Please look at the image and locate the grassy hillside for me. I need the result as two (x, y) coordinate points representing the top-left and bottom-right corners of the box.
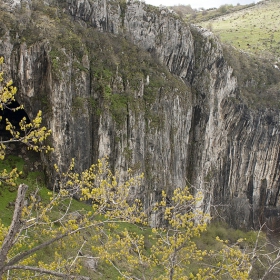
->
(0, 151), (46, 225)
(172, 2), (255, 23)
(198, 0), (280, 59)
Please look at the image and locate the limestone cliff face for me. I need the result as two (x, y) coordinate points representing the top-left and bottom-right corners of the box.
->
(1, 0), (280, 230)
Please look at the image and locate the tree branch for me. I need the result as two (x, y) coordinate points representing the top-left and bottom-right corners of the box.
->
(6, 227), (82, 267)
(0, 184), (28, 272)
(4, 265), (90, 280)
(6, 218), (128, 269)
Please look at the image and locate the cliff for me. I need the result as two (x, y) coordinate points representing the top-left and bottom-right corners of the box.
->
(0, 0), (280, 230)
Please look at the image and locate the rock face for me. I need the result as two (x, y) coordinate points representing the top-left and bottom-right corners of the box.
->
(1, 0), (280, 230)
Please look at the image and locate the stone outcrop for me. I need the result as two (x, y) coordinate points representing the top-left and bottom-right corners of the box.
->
(1, 0), (280, 230)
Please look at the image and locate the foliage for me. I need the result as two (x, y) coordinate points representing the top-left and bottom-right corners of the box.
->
(0, 154), (46, 225)
(0, 57), (52, 185)
(182, 3), (255, 24)
(148, 188), (254, 280)
(150, 188), (209, 279)
(0, 158), (146, 279)
(222, 45), (280, 109)
(72, 96), (86, 115)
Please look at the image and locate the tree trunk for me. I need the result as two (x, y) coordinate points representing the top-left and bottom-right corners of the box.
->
(0, 184), (28, 278)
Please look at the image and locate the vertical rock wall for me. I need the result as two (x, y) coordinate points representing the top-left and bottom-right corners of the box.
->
(1, 0), (280, 230)
(67, 0), (280, 230)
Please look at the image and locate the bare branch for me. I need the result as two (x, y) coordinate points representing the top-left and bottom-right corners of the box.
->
(4, 265), (90, 280)
(0, 184), (28, 272)
(6, 225), (88, 268)
(69, 240), (87, 269)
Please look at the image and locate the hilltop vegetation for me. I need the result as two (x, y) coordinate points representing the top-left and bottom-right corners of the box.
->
(200, 0), (280, 59)
(172, 1), (280, 60)
(171, 2), (255, 24)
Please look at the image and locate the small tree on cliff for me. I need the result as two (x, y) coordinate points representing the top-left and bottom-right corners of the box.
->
(0, 56), (274, 279)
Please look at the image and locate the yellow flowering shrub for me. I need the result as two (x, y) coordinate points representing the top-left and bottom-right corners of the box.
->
(0, 57), (53, 186)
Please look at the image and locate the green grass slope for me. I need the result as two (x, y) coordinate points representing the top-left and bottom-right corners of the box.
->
(199, 0), (280, 59)
(0, 153), (46, 225)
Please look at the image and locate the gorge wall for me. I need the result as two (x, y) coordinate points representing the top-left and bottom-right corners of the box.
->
(0, 0), (280, 230)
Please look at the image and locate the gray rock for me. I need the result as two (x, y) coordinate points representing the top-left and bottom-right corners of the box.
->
(0, 0), (279, 230)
